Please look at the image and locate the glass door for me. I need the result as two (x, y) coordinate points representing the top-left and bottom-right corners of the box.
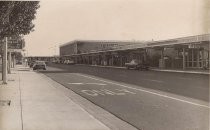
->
(186, 48), (201, 68)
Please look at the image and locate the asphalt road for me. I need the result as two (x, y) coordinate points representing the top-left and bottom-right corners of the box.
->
(40, 63), (209, 130)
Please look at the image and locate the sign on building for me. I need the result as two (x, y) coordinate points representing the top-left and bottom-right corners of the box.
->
(188, 44), (201, 48)
(8, 39), (24, 49)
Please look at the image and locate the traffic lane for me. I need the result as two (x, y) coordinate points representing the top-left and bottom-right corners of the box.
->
(48, 63), (208, 88)
(47, 64), (209, 101)
(45, 64), (209, 101)
(42, 71), (209, 130)
(48, 63), (208, 84)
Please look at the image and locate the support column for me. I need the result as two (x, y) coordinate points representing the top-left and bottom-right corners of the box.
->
(1, 58), (4, 81)
(201, 49), (204, 68)
(144, 49), (147, 62)
(161, 49), (164, 60)
(183, 48), (186, 70)
(74, 57), (76, 64)
(111, 55), (114, 66)
(187, 50), (189, 68)
(101, 55), (104, 66)
(192, 49), (194, 67)
(91, 56), (94, 65)
(196, 49), (200, 68)
(104, 55), (108, 66)
(11, 54), (15, 68)
(8, 51), (11, 74)
(98, 55), (101, 65)
(3, 37), (8, 84)
(120, 56), (123, 66)
(87, 56), (90, 64)
(10, 54), (13, 68)
(159, 49), (165, 68)
(89, 56), (92, 64)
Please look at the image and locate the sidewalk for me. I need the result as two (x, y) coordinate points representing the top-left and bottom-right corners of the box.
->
(150, 67), (210, 75)
(77, 64), (210, 75)
(0, 65), (125, 130)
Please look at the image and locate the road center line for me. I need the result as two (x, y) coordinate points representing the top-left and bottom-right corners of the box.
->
(75, 73), (210, 109)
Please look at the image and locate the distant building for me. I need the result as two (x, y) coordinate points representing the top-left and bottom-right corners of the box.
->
(59, 40), (140, 56)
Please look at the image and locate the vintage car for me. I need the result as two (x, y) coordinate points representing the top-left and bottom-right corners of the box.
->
(33, 61), (47, 70)
(28, 61), (35, 68)
(125, 59), (149, 70)
(64, 60), (75, 65)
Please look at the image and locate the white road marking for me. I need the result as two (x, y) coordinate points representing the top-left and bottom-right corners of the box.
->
(86, 83), (107, 85)
(142, 79), (164, 83)
(75, 73), (210, 109)
(81, 89), (136, 96)
(68, 82), (106, 85)
(177, 77), (192, 80)
(81, 90), (99, 96)
(68, 83), (84, 85)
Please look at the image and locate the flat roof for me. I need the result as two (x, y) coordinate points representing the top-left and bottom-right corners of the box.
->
(59, 40), (147, 47)
(60, 34), (209, 48)
(60, 34), (210, 56)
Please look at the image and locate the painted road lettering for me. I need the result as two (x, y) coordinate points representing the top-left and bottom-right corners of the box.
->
(81, 90), (98, 96)
(81, 89), (136, 97)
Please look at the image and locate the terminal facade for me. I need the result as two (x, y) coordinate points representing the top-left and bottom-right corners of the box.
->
(59, 34), (210, 70)
(27, 34), (210, 70)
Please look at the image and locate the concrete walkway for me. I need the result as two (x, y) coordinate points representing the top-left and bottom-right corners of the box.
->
(77, 64), (210, 75)
(0, 65), (111, 130)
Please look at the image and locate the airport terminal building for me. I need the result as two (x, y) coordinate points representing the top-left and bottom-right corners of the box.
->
(60, 34), (210, 70)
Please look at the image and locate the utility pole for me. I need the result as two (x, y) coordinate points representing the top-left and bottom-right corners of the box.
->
(8, 51), (11, 74)
(2, 2), (15, 84)
(2, 37), (8, 84)
(13, 54), (16, 68)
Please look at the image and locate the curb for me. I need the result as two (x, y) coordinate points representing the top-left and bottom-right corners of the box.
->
(150, 69), (210, 75)
(76, 64), (210, 75)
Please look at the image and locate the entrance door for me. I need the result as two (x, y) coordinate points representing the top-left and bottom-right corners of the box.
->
(186, 49), (201, 68)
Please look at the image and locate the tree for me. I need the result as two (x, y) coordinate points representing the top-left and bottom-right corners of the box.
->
(0, 1), (40, 38)
(0, 1), (40, 84)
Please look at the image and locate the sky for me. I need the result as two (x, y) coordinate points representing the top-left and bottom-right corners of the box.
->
(24, 0), (208, 56)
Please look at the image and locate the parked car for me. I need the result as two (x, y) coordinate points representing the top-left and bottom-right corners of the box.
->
(125, 59), (149, 70)
(33, 61), (46, 70)
(16, 60), (22, 65)
(64, 60), (75, 65)
(67, 60), (75, 65)
(52, 59), (60, 64)
(63, 60), (68, 64)
(28, 61), (35, 68)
